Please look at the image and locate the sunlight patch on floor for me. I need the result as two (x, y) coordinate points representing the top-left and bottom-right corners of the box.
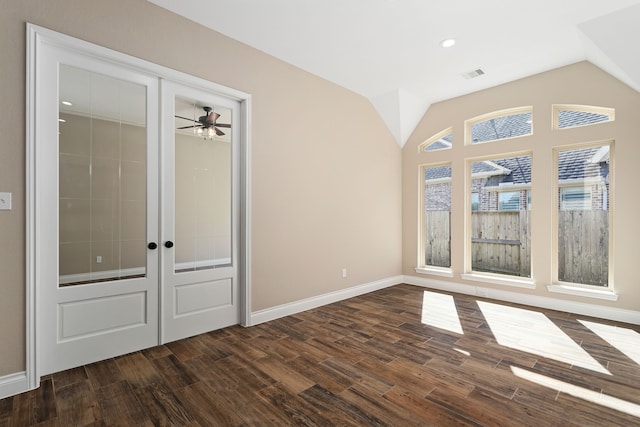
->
(511, 366), (640, 418)
(421, 291), (464, 334)
(478, 301), (610, 374)
(579, 320), (640, 366)
(454, 348), (471, 356)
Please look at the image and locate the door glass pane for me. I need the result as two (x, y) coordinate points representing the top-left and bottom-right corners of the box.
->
(174, 97), (232, 273)
(58, 65), (147, 286)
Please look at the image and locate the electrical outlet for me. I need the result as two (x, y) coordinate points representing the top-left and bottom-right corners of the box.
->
(0, 192), (12, 210)
(342, 268), (348, 278)
(96, 256), (102, 264)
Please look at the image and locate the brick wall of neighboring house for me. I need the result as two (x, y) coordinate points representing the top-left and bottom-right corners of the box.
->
(424, 182), (451, 211)
(427, 178), (607, 213)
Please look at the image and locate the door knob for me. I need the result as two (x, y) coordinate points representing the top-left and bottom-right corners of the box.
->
(164, 241), (174, 248)
(148, 242), (158, 250)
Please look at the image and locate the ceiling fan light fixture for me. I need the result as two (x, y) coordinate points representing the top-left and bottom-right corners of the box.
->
(195, 125), (215, 139)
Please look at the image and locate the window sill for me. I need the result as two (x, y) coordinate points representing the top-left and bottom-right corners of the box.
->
(460, 273), (535, 289)
(547, 284), (619, 301)
(414, 267), (454, 278)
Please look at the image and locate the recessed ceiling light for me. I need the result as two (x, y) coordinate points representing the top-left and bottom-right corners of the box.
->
(61, 101), (72, 106)
(440, 38), (456, 48)
(58, 118), (66, 123)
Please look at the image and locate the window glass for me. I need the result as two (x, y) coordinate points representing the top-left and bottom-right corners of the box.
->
(471, 193), (479, 211)
(423, 164), (451, 268)
(554, 105), (614, 129)
(420, 128), (453, 152)
(471, 154), (532, 277)
(560, 187), (592, 211)
(557, 144), (610, 286)
(499, 192), (520, 211)
(469, 110), (532, 144)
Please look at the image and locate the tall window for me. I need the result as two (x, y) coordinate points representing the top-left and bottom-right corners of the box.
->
(557, 143), (611, 286)
(470, 154), (532, 278)
(422, 164), (451, 268)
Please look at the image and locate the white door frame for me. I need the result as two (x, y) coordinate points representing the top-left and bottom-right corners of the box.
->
(25, 23), (251, 392)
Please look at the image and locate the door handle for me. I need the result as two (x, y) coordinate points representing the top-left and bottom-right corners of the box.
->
(148, 242), (158, 250)
(164, 241), (174, 248)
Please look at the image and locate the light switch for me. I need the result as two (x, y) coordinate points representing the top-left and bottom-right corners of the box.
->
(0, 192), (12, 210)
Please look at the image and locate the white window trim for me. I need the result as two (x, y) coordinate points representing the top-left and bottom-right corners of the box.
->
(415, 267), (454, 278)
(419, 127), (453, 152)
(547, 284), (618, 301)
(461, 273), (535, 289)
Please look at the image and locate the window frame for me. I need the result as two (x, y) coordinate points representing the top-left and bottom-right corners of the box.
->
(465, 152), (533, 282)
(417, 162), (454, 276)
(552, 140), (614, 289)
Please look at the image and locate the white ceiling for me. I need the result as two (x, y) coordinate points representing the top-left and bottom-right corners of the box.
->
(148, 0), (640, 146)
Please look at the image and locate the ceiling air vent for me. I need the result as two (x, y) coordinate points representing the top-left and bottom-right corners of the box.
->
(462, 68), (485, 79)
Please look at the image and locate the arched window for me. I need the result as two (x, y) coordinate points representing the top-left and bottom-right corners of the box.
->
(553, 104), (614, 129)
(419, 127), (453, 152)
(466, 107), (532, 144)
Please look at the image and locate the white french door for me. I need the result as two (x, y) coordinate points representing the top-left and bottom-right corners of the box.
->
(160, 81), (240, 343)
(33, 30), (241, 376)
(37, 47), (160, 375)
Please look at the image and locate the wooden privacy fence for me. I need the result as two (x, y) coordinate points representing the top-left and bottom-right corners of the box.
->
(424, 210), (608, 285)
(424, 210), (450, 267)
(558, 210), (608, 286)
(471, 211), (531, 277)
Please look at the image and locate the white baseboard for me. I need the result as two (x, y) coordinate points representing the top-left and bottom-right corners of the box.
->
(0, 371), (28, 399)
(249, 276), (402, 325)
(403, 275), (640, 325)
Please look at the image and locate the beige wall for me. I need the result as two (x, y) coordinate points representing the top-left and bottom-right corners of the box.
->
(403, 62), (640, 312)
(0, 0), (402, 376)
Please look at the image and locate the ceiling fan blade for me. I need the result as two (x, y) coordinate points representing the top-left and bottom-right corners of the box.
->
(214, 123), (231, 128)
(214, 127), (225, 136)
(175, 115), (196, 121)
(177, 125), (199, 130)
(206, 112), (221, 125)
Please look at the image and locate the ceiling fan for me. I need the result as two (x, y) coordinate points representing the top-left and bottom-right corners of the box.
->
(175, 106), (230, 137)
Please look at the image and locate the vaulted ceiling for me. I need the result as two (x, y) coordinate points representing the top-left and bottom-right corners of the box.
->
(148, 0), (640, 147)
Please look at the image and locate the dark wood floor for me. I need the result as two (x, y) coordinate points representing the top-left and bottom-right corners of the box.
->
(2, 284), (640, 426)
